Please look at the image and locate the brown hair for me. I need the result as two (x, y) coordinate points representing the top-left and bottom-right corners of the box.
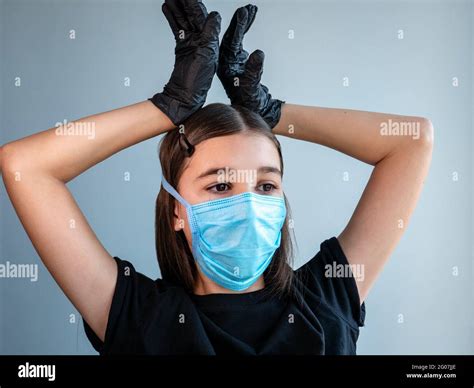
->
(155, 103), (296, 297)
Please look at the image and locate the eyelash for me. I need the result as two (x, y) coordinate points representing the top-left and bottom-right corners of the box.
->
(207, 183), (278, 195)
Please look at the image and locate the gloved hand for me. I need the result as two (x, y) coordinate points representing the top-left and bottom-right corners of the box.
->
(149, 0), (221, 126)
(217, 4), (284, 129)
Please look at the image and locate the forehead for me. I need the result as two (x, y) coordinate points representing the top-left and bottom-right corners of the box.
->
(184, 133), (280, 173)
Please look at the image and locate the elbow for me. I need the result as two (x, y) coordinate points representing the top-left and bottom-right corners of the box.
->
(417, 117), (434, 150)
(393, 117), (433, 161)
(0, 145), (3, 177)
(1, 143), (11, 179)
(0, 143), (12, 178)
(1, 142), (24, 181)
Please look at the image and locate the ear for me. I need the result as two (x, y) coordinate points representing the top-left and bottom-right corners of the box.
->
(173, 202), (185, 232)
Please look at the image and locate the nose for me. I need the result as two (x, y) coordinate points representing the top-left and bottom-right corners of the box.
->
(232, 182), (255, 195)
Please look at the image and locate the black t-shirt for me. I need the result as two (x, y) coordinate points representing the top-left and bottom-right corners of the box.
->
(83, 237), (366, 355)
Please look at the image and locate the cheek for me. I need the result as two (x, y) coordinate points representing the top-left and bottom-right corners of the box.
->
(178, 207), (193, 248)
(183, 219), (192, 247)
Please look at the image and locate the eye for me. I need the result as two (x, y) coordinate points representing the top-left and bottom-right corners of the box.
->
(257, 183), (277, 193)
(208, 183), (231, 193)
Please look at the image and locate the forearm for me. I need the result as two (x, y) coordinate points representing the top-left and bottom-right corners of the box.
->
(273, 103), (431, 165)
(2, 100), (173, 182)
(274, 104), (434, 302)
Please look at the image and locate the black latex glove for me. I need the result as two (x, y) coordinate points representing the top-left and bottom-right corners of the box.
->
(217, 4), (284, 129)
(149, 0), (221, 126)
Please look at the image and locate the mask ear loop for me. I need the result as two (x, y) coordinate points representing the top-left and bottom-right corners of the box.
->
(161, 176), (190, 210)
(179, 133), (195, 157)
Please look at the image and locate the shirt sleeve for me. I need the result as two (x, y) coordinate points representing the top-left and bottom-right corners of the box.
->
(295, 237), (366, 329)
(82, 256), (160, 354)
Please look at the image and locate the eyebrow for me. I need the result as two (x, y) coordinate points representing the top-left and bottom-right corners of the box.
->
(195, 166), (282, 181)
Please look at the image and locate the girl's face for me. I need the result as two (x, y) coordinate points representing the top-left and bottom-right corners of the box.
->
(173, 132), (284, 294)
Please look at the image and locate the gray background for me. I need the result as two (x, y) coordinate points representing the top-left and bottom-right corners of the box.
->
(0, 0), (472, 354)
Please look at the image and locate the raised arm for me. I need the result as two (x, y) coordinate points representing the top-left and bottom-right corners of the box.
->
(1, 102), (173, 342)
(1, 0), (221, 342)
(274, 104), (434, 303)
(218, 4), (433, 304)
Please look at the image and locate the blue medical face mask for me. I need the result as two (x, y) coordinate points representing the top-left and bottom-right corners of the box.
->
(161, 176), (287, 292)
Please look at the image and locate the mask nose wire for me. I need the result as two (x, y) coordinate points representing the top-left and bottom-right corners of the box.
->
(161, 176), (191, 210)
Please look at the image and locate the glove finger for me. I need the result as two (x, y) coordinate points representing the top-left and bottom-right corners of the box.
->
(202, 11), (221, 41)
(164, 0), (191, 32)
(183, 0), (208, 31)
(243, 4), (258, 35)
(162, 4), (180, 39)
(244, 49), (265, 83)
(221, 6), (248, 52)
